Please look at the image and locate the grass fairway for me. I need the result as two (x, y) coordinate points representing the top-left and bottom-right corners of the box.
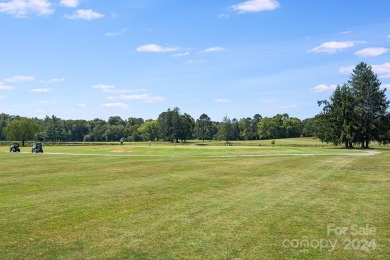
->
(1, 142), (389, 259)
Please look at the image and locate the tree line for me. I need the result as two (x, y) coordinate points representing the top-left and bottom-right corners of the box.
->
(0, 110), (309, 144)
(1, 62), (389, 147)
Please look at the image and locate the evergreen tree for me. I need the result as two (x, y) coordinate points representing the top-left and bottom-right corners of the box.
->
(316, 62), (389, 148)
(349, 62), (389, 148)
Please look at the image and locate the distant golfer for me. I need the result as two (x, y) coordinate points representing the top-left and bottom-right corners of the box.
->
(148, 140), (151, 146)
(120, 137), (124, 145)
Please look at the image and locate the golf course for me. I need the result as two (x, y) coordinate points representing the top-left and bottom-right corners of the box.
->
(1, 139), (389, 259)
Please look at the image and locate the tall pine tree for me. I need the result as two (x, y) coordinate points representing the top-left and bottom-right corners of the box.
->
(317, 62), (389, 148)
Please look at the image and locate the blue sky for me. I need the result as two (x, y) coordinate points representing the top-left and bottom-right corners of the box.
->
(0, 0), (389, 121)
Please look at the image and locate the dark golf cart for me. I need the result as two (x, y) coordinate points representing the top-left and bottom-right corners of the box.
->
(10, 142), (21, 152)
(32, 142), (44, 153)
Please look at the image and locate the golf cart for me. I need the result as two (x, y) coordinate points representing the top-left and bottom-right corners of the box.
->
(10, 142), (21, 152)
(32, 142), (44, 153)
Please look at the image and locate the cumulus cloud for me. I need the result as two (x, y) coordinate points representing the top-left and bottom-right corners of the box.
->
(60, 0), (79, 8)
(308, 41), (355, 53)
(339, 65), (355, 74)
(6, 75), (35, 83)
(65, 9), (104, 20)
(137, 44), (178, 53)
(202, 47), (225, 53)
(0, 82), (15, 90)
(117, 94), (165, 103)
(0, 0), (54, 17)
(339, 63), (390, 78)
(381, 83), (390, 90)
(214, 98), (231, 103)
(186, 59), (207, 65)
(280, 104), (298, 109)
(354, 47), (388, 57)
(92, 84), (115, 89)
(93, 84), (150, 95)
(101, 103), (129, 109)
(31, 88), (50, 92)
(219, 13), (229, 19)
(105, 89), (148, 94)
(39, 99), (56, 104)
(104, 28), (128, 37)
(171, 51), (190, 57)
(231, 0), (280, 13)
(372, 63), (390, 78)
(40, 77), (65, 84)
(311, 84), (337, 93)
(339, 31), (352, 35)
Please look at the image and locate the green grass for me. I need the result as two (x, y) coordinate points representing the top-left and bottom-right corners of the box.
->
(1, 141), (389, 259)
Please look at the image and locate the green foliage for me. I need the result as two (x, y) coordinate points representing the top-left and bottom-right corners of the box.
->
(195, 113), (211, 142)
(217, 115), (233, 142)
(138, 120), (159, 141)
(257, 114), (302, 139)
(157, 108), (195, 142)
(316, 62), (389, 148)
(1, 109), (304, 143)
(3, 118), (40, 145)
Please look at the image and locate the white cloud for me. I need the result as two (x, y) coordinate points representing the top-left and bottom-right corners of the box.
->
(117, 94), (165, 103)
(104, 28), (128, 37)
(339, 65), (354, 74)
(92, 84), (115, 89)
(137, 44), (178, 53)
(6, 75), (35, 83)
(202, 47), (225, 53)
(104, 89), (147, 94)
(60, 0), (79, 8)
(101, 103), (129, 109)
(77, 103), (87, 108)
(219, 13), (229, 18)
(171, 51), (190, 57)
(308, 41), (355, 53)
(354, 47), (388, 57)
(40, 78), (65, 84)
(339, 31), (352, 35)
(231, 0), (280, 13)
(31, 88), (50, 92)
(0, 0), (54, 17)
(93, 84), (150, 95)
(372, 63), (390, 78)
(280, 104), (298, 109)
(0, 82), (15, 90)
(39, 99), (56, 104)
(311, 84), (337, 93)
(214, 98), (231, 103)
(186, 59), (207, 65)
(381, 83), (390, 90)
(65, 9), (104, 20)
(339, 63), (390, 78)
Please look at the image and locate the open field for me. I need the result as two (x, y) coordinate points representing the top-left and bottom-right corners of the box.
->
(1, 140), (389, 259)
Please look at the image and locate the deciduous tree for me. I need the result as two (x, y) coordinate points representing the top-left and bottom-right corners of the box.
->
(3, 118), (40, 146)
